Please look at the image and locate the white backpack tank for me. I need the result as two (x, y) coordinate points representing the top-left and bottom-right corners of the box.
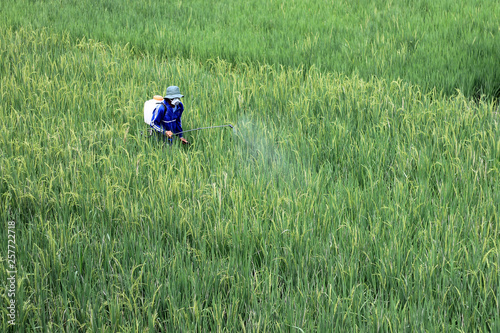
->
(143, 95), (164, 125)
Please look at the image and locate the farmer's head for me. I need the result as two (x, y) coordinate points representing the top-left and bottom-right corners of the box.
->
(165, 86), (183, 106)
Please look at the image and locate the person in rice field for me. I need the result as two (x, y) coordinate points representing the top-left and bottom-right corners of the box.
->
(150, 86), (190, 145)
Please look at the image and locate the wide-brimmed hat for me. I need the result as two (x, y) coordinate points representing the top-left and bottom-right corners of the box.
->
(164, 86), (184, 99)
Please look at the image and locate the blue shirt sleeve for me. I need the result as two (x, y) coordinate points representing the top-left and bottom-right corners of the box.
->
(150, 103), (165, 134)
(175, 103), (184, 138)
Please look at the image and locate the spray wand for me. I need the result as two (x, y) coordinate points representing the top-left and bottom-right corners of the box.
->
(173, 124), (234, 136)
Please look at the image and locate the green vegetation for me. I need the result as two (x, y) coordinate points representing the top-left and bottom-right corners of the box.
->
(2, 0), (500, 100)
(1, 1), (499, 332)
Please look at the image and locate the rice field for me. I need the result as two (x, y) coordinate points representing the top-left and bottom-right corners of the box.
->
(1, 2), (500, 332)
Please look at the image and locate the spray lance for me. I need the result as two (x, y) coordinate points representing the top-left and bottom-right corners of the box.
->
(173, 124), (234, 136)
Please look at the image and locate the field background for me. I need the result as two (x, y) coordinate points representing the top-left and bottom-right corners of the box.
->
(3, 0), (500, 100)
(1, 0), (499, 332)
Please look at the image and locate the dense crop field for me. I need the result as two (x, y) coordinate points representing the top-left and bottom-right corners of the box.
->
(3, 0), (500, 100)
(1, 1), (500, 332)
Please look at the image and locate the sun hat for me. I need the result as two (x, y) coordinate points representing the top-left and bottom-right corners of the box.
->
(164, 86), (184, 99)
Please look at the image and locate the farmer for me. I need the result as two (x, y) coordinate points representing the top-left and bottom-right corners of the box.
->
(150, 86), (190, 144)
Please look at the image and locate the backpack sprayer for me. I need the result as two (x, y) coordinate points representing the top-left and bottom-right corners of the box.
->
(143, 95), (164, 124)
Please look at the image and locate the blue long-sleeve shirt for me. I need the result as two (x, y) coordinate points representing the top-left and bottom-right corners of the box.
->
(150, 101), (184, 138)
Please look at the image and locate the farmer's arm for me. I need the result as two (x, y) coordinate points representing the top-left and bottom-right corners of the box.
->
(175, 104), (184, 138)
(150, 104), (164, 133)
(175, 117), (183, 138)
(174, 105), (189, 144)
(150, 104), (172, 137)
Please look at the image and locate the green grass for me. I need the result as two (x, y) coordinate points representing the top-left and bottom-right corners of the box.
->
(1, 25), (499, 331)
(2, 0), (500, 100)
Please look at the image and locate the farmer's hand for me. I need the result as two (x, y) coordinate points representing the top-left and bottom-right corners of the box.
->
(180, 137), (190, 145)
(165, 130), (173, 138)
